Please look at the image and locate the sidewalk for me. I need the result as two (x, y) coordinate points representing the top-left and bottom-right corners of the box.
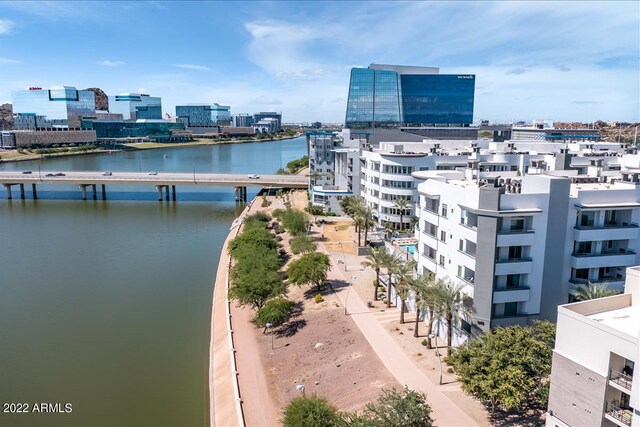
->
(319, 244), (480, 427)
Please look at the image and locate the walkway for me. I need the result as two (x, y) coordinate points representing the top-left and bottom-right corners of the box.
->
(320, 245), (480, 427)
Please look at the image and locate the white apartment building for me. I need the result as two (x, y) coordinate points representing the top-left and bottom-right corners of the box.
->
(546, 266), (639, 427)
(412, 170), (640, 338)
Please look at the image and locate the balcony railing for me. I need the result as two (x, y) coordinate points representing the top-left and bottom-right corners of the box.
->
(494, 285), (531, 292)
(496, 257), (533, 263)
(575, 222), (639, 230)
(458, 249), (476, 258)
(498, 228), (534, 234)
(457, 275), (475, 286)
(572, 249), (636, 257)
(610, 369), (633, 392)
(605, 402), (633, 427)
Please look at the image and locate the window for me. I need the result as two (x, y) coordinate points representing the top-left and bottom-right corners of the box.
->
(575, 241), (592, 254)
(574, 268), (589, 280)
(441, 203), (448, 218)
(504, 302), (518, 317)
(508, 246), (522, 259)
(506, 274), (520, 288)
(457, 265), (462, 278)
(440, 230), (447, 242)
(439, 255), (445, 267)
(459, 239), (464, 251)
(578, 211), (595, 227)
(510, 218), (525, 231)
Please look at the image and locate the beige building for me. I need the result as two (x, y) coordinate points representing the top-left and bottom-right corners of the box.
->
(1, 130), (96, 148)
(546, 266), (639, 427)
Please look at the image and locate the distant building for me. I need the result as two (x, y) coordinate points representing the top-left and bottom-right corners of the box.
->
(81, 118), (186, 141)
(345, 64), (475, 129)
(1, 129), (96, 148)
(12, 86), (96, 130)
(254, 112), (282, 131)
(232, 113), (254, 128)
(253, 118), (279, 134)
(176, 104), (231, 128)
(108, 93), (162, 120)
(546, 266), (639, 427)
(511, 125), (601, 142)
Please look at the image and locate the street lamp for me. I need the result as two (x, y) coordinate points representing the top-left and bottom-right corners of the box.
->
(344, 275), (357, 316)
(266, 322), (274, 350)
(338, 241), (347, 272)
(429, 333), (443, 385)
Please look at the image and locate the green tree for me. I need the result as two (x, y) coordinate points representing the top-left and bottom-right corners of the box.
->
(290, 235), (317, 254)
(361, 206), (375, 246)
(255, 298), (294, 331)
(393, 197), (411, 230)
(287, 252), (331, 292)
(229, 263), (285, 309)
(434, 280), (473, 356)
(361, 248), (391, 301)
(383, 253), (404, 308)
(407, 272), (436, 338)
(447, 321), (556, 413)
(575, 281), (619, 301)
(346, 387), (434, 427)
(338, 195), (360, 217)
(282, 395), (341, 427)
(281, 208), (309, 236)
(392, 258), (417, 324)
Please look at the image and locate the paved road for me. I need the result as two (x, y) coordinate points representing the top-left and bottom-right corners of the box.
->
(0, 171), (308, 188)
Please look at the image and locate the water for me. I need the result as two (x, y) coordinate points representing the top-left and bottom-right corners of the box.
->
(400, 244), (415, 255)
(0, 137), (307, 427)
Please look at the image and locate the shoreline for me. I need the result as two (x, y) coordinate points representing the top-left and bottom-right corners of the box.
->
(0, 134), (303, 164)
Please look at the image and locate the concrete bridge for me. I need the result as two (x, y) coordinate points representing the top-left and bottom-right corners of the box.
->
(0, 171), (308, 202)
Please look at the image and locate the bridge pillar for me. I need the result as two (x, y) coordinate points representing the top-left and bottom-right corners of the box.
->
(3, 184), (13, 200)
(156, 185), (163, 201)
(172, 185), (176, 201)
(234, 186), (247, 203)
(101, 184), (106, 200)
(92, 184), (97, 200)
(79, 184), (88, 200)
(165, 185), (170, 201)
(19, 183), (25, 200)
(32, 183), (37, 199)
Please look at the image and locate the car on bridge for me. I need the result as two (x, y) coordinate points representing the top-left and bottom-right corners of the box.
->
(248, 174), (260, 179)
(149, 171), (158, 176)
(103, 172), (113, 176)
(22, 171), (32, 174)
(55, 173), (66, 177)
(45, 173), (55, 177)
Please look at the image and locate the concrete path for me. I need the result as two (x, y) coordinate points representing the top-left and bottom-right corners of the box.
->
(322, 247), (480, 427)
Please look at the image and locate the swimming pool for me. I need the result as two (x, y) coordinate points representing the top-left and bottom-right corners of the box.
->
(400, 244), (415, 255)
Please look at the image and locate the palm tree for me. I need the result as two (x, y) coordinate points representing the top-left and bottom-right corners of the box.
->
(408, 272), (435, 337)
(361, 206), (375, 246)
(350, 198), (366, 247)
(308, 170), (322, 186)
(434, 280), (473, 356)
(393, 197), (411, 231)
(383, 253), (404, 308)
(361, 247), (390, 301)
(424, 278), (446, 349)
(575, 281), (619, 301)
(392, 258), (417, 324)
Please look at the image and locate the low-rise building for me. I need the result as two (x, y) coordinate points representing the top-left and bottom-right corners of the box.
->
(176, 104), (231, 128)
(108, 93), (162, 121)
(546, 266), (639, 427)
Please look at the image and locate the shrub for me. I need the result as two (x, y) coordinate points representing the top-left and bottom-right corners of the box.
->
(255, 298), (294, 328)
(421, 339), (428, 346)
(281, 208), (309, 236)
(290, 235), (317, 254)
(282, 395), (341, 427)
(314, 293), (324, 304)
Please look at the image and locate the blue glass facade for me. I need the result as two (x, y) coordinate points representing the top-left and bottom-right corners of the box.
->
(176, 104), (231, 127)
(108, 94), (162, 120)
(345, 66), (475, 128)
(81, 119), (185, 139)
(12, 86), (95, 129)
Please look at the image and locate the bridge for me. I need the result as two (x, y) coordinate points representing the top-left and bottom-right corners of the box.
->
(0, 171), (309, 202)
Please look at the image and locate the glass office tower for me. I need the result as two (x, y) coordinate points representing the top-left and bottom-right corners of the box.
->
(108, 93), (162, 120)
(175, 104), (231, 127)
(12, 86), (95, 129)
(345, 64), (475, 128)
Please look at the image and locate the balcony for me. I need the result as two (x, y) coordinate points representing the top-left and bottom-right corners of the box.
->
(495, 259), (533, 275)
(605, 402), (633, 427)
(496, 231), (535, 247)
(610, 369), (633, 393)
(574, 223), (639, 242)
(493, 287), (531, 304)
(570, 250), (637, 269)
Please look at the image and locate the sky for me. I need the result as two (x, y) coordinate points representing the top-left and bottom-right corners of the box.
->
(0, 1), (638, 123)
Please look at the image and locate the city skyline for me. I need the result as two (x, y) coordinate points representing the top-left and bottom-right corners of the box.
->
(0, 1), (638, 123)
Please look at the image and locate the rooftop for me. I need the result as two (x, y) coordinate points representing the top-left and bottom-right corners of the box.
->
(586, 305), (640, 339)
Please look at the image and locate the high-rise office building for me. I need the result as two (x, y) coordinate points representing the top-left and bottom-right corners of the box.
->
(108, 93), (162, 120)
(176, 104), (231, 127)
(12, 86), (96, 130)
(232, 113), (254, 128)
(254, 112), (282, 131)
(345, 64), (475, 129)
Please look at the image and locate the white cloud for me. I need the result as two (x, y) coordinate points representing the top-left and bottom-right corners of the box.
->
(98, 59), (125, 67)
(0, 19), (15, 34)
(0, 57), (21, 64)
(173, 63), (210, 71)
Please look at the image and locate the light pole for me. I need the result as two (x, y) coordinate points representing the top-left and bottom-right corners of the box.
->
(266, 322), (274, 350)
(338, 242), (347, 271)
(429, 333), (443, 385)
(344, 275), (357, 316)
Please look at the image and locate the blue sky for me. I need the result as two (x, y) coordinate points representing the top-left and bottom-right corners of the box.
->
(0, 1), (638, 123)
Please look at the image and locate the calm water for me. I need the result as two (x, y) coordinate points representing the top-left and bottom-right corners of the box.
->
(0, 137), (307, 426)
